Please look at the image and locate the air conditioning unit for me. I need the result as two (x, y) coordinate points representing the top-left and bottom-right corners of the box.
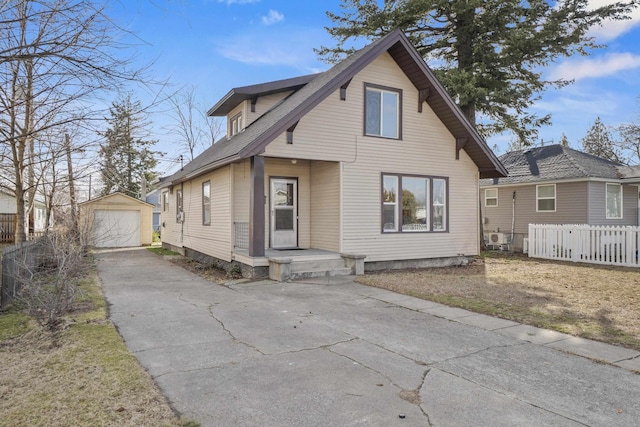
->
(488, 232), (508, 245)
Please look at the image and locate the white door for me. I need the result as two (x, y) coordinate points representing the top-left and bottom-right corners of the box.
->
(270, 178), (297, 249)
(93, 210), (141, 248)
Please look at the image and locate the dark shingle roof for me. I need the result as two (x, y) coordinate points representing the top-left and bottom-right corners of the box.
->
(162, 29), (506, 186)
(480, 145), (623, 186)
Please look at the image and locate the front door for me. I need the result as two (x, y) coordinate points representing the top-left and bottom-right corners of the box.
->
(270, 178), (297, 248)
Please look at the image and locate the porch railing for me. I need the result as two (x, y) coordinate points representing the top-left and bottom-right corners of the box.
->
(234, 222), (249, 249)
(528, 224), (640, 267)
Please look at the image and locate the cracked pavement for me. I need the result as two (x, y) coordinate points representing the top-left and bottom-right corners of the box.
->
(97, 248), (640, 426)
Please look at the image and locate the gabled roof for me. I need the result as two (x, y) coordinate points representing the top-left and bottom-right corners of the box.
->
(79, 191), (154, 207)
(207, 73), (319, 116)
(162, 29), (506, 186)
(480, 144), (624, 186)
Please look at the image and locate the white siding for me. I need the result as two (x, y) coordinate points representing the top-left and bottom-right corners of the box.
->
(245, 91), (293, 126)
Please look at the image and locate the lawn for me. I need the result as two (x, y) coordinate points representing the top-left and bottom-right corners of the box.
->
(356, 252), (640, 351)
(0, 264), (196, 427)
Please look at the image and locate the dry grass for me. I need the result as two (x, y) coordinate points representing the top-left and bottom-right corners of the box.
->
(357, 252), (640, 351)
(0, 269), (197, 427)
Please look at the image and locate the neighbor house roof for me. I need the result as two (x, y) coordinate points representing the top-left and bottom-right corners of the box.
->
(162, 29), (506, 187)
(480, 144), (625, 186)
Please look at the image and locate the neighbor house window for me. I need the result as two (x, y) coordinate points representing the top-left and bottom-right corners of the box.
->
(536, 184), (556, 212)
(229, 113), (243, 136)
(485, 188), (498, 207)
(365, 84), (401, 139)
(382, 174), (448, 232)
(163, 191), (169, 212)
(176, 189), (183, 223)
(202, 181), (211, 225)
(606, 183), (623, 219)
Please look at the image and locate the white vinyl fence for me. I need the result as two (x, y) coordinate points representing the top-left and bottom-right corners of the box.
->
(528, 224), (640, 268)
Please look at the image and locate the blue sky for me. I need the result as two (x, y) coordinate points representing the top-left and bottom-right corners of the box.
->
(111, 0), (640, 175)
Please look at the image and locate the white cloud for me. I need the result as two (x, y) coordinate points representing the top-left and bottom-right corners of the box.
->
(262, 10), (284, 26)
(217, 0), (260, 5)
(549, 52), (640, 81)
(587, 0), (640, 41)
(214, 29), (329, 71)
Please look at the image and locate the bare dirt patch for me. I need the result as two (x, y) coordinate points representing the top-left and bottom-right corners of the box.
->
(357, 252), (640, 351)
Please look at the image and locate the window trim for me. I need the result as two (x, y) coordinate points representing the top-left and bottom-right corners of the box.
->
(202, 180), (211, 226)
(485, 188), (498, 207)
(176, 189), (183, 223)
(381, 173), (448, 233)
(229, 112), (243, 137)
(536, 184), (556, 213)
(162, 191), (169, 212)
(364, 83), (402, 140)
(605, 183), (623, 219)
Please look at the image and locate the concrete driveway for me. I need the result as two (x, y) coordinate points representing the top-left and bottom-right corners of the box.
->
(97, 248), (640, 426)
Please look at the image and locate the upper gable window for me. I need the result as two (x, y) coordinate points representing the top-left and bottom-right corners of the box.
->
(536, 184), (556, 212)
(229, 113), (243, 137)
(606, 183), (623, 219)
(365, 84), (401, 139)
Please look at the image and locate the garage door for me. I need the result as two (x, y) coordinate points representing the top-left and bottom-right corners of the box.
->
(93, 210), (141, 248)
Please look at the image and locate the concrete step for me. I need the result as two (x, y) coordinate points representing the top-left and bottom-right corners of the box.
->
(289, 267), (354, 281)
(289, 258), (346, 273)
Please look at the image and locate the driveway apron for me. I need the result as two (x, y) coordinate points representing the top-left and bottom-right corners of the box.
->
(97, 248), (640, 427)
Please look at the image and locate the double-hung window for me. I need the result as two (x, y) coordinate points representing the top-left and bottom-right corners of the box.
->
(382, 174), (447, 232)
(229, 113), (242, 136)
(536, 184), (556, 212)
(365, 84), (401, 139)
(176, 189), (183, 223)
(162, 192), (169, 212)
(485, 188), (498, 207)
(202, 181), (211, 225)
(606, 183), (623, 219)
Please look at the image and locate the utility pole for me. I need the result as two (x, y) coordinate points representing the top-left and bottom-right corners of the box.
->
(65, 133), (78, 234)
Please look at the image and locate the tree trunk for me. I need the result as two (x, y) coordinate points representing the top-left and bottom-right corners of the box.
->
(65, 133), (78, 234)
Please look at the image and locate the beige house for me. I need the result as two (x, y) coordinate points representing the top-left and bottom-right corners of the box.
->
(159, 30), (506, 279)
(79, 192), (153, 248)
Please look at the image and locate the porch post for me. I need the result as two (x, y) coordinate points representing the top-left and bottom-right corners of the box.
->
(249, 155), (265, 257)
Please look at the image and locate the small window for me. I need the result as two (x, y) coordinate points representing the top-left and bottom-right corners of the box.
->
(229, 113), (242, 136)
(365, 84), (401, 139)
(433, 179), (447, 231)
(606, 183), (623, 219)
(176, 189), (183, 223)
(162, 192), (169, 212)
(536, 184), (556, 212)
(202, 181), (211, 225)
(382, 175), (398, 232)
(485, 188), (498, 207)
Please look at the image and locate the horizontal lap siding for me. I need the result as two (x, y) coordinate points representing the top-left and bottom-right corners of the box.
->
(162, 167), (232, 262)
(233, 160), (251, 223)
(588, 182), (638, 226)
(482, 182), (588, 235)
(245, 92), (293, 126)
(264, 158), (311, 249)
(338, 53), (479, 260)
(310, 161), (340, 252)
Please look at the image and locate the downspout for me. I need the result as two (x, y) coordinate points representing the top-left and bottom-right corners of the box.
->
(180, 182), (184, 245)
(511, 191), (516, 248)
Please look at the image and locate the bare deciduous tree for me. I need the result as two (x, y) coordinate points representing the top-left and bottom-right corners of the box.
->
(0, 0), (146, 243)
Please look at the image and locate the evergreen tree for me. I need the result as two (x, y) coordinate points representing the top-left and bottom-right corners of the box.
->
(317, 0), (638, 144)
(99, 95), (159, 197)
(581, 117), (624, 164)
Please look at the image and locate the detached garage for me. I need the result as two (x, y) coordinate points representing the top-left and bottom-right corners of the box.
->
(79, 192), (153, 248)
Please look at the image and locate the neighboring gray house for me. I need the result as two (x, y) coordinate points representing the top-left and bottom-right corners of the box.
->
(480, 145), (640, 252)
(145, 188), (161, 233)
